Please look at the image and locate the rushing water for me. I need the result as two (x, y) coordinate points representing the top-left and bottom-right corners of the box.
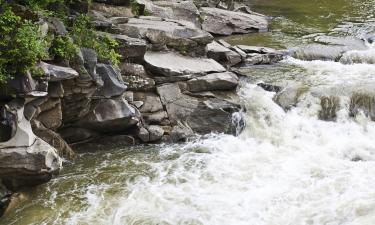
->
(2, 1), (375, 225)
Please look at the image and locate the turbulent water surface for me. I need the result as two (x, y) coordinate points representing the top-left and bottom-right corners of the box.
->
(2, 1), (375, 224)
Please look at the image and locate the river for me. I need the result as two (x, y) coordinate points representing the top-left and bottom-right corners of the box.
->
(2, 0), (375, 224)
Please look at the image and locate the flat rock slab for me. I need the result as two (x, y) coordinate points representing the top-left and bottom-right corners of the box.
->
(200, 7), (268, 36)
(144, 52), (226, 76)
(207, 41), (242, 66)
(187, 72), (239, 92)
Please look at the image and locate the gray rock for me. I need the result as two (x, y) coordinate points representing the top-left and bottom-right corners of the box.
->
(93, 64), (127, 98)
(77, 98), (139, 132)
(200, 7), (268, 36)
(170, 122), (194, 142)
(187, 72), (239, 92)
(314, 36), (367, 50)
(207, 41), (242, 66)
(39, 62), (79, 81)
(110, 34), (147, 62)
(142, 110), (169, 125)
(244, 53), (284, 65)
(48, 82), (64, 98)
(48, 17), (67, 35)
(91, 2), (133, 17)
(144, 52), (225, 77)
(133, 92), (163, 113)
(8, 72), (37, 95)
(122, 75), (155, 91)
(81, 48), (103, 85)
(137, 126), (149, 142)
(118, 17), (213, 56)
(109, 17), (129, 24)
(0, 137), (62, 190)
(136, 0), (201, 27)
(147, 125), (164, 141)
(157, 83), (243, 134)
(59, 127), (98, 144)
(237, 45), (282, 55)
(274, 84), (308, 111)
(291, 44), (349, 61)
(120, 63), (148, 78)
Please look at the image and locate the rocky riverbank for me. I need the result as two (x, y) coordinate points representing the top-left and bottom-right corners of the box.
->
(0, 0), (288, 216)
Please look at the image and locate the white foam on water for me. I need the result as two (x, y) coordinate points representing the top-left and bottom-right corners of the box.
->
(58, 81), (375, 225)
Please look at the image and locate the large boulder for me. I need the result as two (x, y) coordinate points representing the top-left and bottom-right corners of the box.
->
(118, 17), (213, 56)
(156, 83), (243, 134)
(0, 104), (62, 191)
(77, 98), (140, 132)
(200, 7), (268, 36)
(93, 64), (127, 98)
(144, 52), (225, 77)
(187, 72), (239, 92)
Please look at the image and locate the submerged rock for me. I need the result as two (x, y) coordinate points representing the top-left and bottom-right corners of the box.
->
(319, 96), (340, 121)
(200, 7), (268, 36)
(291, 44), (349, 61)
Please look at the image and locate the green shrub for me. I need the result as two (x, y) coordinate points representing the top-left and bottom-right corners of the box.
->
(71, 15), (121, 65)
(49, 35), (78, 61)
(0, 7), (48, 84)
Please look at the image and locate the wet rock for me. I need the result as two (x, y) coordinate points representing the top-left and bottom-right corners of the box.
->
(314, 36), (367, 50)
(73, 135), (135, 151)
(147, 125), (164, 141)
(137, 127), (150, 142)
(118, 17), (213, 56)
(109, 34), (147, 62)
(157, 83), (242, 134)
(170, 122), (195, 142)
(319, 96), (340, 121)
(187, 72), (239, 92)
(257, 83), (282, 93)
(93, 64), (127, 98)
(349, 93), (375, 121)
(200, 7), (268, 36)
(274, 84), (308, 111)
(0, 183), (11, 217)
(340, 49), (375, 64)
(243, 53), (284, 65)
(291, 44), (349, 61)
(38, 62), (79, 81)
(144, 52), (225, 77)
(237, 45), (282, 55)
(77, 98), (139, 132)
(207, 41), (242, 66)
(59, 127), (98, 144)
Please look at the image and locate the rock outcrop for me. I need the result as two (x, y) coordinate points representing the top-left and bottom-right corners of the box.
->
(200, 7), (268, 35)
